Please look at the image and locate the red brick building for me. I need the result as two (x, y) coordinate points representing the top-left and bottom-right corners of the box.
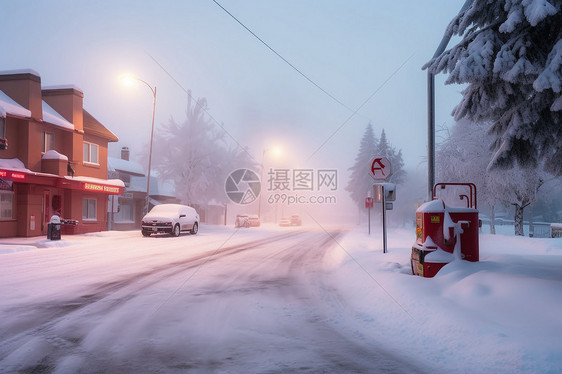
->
(0, 70), (123, 238)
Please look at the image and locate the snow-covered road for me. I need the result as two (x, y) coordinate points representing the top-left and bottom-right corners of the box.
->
(0, 227), (428, 374)
(2, 224), (561, 373)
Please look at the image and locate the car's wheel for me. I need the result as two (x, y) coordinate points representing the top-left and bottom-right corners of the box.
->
(191, 222), (198, 235)
(172, 224), (180, 237)
(141, 230), (151, 237)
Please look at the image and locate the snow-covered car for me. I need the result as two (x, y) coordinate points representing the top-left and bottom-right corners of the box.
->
(248, 214), (260, 227)
(235, 214), (250, 228)
(279, 218), (291, 227)
(290, 215), (302, 226)
(141, 204), (199, 237)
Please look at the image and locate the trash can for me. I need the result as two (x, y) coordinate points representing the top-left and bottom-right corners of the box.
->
(47, 215), (61, 240)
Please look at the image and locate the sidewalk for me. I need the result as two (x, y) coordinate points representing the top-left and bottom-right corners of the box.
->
(0, 234), (77, 254)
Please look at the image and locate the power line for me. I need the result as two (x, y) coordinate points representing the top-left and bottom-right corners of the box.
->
(210, 0), (356, 114)
(306, 52), (415, 162)
(147, 53), (258, 163)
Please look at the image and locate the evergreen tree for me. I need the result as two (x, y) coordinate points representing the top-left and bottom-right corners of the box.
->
(375, 129), (406, 185)
(425, 0), (562, 175)
(346, 123), (378, 209)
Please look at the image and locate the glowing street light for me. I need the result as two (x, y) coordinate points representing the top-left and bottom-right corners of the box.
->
(258, 145), (282, 222)
(121, 74), (157, 215)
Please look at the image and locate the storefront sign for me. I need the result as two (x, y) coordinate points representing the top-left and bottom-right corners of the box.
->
(83, 182), (121, 194)
(11, 172), (25, 180)
(0, 170), (26, 180)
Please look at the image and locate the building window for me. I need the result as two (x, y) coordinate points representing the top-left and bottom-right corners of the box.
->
(0, 117), (6, 150)
(120, 174), (131, 188)
(82, 198), (97, 220)
(42, 132), (55, 153)
(0, 117), (5, 138)
(115, 202), (134, 222)
(0, 191), (13, 220)
(83, 142), (99, 164)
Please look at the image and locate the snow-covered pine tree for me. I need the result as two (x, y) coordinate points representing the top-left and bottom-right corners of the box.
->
(375, 129), (406, 185)
(346, 123), (378, 210)
(425, 0), (562, 176)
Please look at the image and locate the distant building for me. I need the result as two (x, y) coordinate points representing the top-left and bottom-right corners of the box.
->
(108, 146), (180, 231)
(107, 147), (145, 231)
(0, 70), (123, 237)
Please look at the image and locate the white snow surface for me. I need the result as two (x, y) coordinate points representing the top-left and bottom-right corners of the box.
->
(0, 225), (560, 373)
(63, 175), (125, 188)
(41, 150), (68, 161)
(0, 69), (41, 77)
(42, 85), (84, 94)
(108, 157), (145, 177)
(0, 158), (28, 171)
(0, 90), (31, 119)
(42, 100), (74, 131)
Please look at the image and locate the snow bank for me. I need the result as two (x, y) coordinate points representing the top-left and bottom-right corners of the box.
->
(329, 226), (562, 374)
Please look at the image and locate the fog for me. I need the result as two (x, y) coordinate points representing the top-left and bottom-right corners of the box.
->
(1, 0), (468, 223)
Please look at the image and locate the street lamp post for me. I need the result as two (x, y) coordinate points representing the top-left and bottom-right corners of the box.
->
(258, 148), (267, 222)
(427, 0), (474, 201)
(123, 75), (157, 215)
(145, 82), (157, 216)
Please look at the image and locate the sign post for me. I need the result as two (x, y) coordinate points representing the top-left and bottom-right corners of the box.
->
(369, 157), (392, 253)
(381, 184), (387, 254)
(365, 196), (374, 235)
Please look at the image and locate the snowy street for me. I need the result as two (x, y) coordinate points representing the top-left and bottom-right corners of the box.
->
(0, 227), (426, 374)
(1, 224), (562, 374)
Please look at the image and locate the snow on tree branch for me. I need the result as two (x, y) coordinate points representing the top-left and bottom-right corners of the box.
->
(425, 0), (562, 175)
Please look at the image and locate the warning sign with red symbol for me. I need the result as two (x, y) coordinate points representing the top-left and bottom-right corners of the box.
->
(369, 157), (391, 181)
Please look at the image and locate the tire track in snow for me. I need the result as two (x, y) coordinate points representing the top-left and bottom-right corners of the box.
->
(0, 230), (307, 372)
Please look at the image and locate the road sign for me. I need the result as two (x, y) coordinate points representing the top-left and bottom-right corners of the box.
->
(369, 157), (391, 180)
(365, 197), (374, 208)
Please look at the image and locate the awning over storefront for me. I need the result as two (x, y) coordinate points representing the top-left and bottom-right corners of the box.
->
(0, 162), (124, 195)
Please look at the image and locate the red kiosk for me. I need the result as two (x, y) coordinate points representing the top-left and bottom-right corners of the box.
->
(411, 183), (479, 278)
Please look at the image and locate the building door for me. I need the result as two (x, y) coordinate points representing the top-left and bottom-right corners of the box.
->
(42, 190), (50, 234)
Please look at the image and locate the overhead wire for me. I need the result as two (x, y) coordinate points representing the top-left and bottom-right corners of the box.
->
(210, 0), (356, 114)
(147, 53), (258, 163)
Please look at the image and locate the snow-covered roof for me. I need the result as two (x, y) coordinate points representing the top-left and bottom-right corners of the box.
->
(108, 157), (145, 177)
(64, 175), (125, 188)
(129, 174), (176, 198)
(158, 180), (176, 197)
(42, 100), (74, 131)
(0, 69), (41, 77)
(42, 84), (83, 94)
(0, 157), (123, 188)
(83, 109), (118, 142)
(0, 158), (29, 172)
(0, 90), (31, 119)
(42, 150), (68, 161)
